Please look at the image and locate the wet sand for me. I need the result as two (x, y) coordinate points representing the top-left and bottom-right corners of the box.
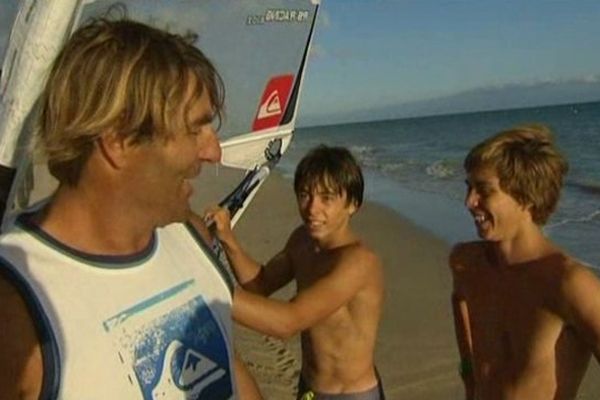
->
(193, 166), (600, 400)
(28, 163), (600, 399)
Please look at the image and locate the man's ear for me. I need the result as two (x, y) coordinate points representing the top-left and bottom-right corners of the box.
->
(96, 130), (129, 169)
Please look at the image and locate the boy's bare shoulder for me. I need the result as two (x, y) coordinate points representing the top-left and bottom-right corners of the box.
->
(335, 240), (382, 276)
(331, 242), (383, 295)
(556, 256), (600, 296)
(545, 254), (600, 330)
(528, 251), (597, 287)
(449, 240), (487, 274)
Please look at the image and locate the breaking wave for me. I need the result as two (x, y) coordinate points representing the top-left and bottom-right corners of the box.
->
(425, 159), (458, 179)
(546, 209), (600, 229)
(565, 179), (600, 197)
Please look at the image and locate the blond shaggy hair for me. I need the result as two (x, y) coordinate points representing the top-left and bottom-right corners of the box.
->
(37, 17), (224, 185)
(464, 124), (569, 225)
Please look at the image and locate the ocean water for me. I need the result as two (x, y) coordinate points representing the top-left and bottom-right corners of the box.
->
(281, 101), (600, 269)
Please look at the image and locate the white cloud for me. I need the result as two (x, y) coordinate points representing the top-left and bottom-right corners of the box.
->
(317, 8), (331, 29)
(309, 43), (326, 59)
(137, 3), (210, 35)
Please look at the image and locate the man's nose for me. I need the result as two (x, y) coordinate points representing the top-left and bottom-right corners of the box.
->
(201, 127), (221, 163)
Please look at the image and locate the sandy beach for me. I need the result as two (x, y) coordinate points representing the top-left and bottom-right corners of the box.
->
(27, 163), (600, 399)
(193, 165), (600, 400)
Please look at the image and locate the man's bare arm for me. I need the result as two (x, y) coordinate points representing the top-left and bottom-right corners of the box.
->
(0, 275), (43, 400)
(232, 247), (380, 339)
(203, 207), (294, 295)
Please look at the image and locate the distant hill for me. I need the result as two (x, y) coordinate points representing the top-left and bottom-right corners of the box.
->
(299, 79), (600, 127)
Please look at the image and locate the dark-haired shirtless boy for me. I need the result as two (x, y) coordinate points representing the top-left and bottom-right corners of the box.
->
(208, 145), (385, 399)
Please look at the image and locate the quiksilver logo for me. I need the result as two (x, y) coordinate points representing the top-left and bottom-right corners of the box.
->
(152, 340), (226, 399)
(257, 90), (282, 119)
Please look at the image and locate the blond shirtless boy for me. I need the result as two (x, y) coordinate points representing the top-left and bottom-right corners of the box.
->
(208, 145), (385, 399)
(450, 124), (600, 399)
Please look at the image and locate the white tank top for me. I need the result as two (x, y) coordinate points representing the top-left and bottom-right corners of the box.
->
(0, 212), (237, 399)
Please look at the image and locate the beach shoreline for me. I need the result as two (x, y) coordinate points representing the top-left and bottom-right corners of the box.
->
(194, 166), (600, 400)
(193, 166), (462, 398)
(27, 163), (600, 399)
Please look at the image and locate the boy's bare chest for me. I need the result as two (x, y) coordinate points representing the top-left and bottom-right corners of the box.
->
(290, 248), (336, 289)
(466, 268), (565, 367)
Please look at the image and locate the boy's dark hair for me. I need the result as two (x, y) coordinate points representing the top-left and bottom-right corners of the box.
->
(294, 145), (364, 208)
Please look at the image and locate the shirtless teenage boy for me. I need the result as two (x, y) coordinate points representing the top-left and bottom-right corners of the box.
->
(450, 124), (600, 399)
(208, 145), (385, 399)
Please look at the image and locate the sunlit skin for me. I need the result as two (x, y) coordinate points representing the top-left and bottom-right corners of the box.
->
(209, 181), (384, 394)
(450, 167), (600, 400)
(0, 80), (226, 399)
(296, 183), (357, 249)
(36, 77), (221, 255)
(464, 167), (535, 246)
(120, 85), (222, 228)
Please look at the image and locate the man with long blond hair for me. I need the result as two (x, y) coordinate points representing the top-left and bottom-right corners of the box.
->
(450, 124), (600, 399)
(0, 17), (260, 399)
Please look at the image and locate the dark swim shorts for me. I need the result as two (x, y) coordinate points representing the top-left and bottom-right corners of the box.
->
(296, 370), (385, 400)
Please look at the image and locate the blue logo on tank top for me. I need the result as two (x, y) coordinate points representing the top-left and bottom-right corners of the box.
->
(134, 296), (232, 399)
(105, 289), (232, 399)
(151, 339), (227, 398)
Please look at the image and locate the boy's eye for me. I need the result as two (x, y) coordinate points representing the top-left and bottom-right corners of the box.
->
(466, 179), (494, 198)
(478, 185), (494, 197)
(321, 194), (336, 202)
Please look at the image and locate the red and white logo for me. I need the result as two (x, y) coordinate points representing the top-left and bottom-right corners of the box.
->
(252, 74), (295, 131)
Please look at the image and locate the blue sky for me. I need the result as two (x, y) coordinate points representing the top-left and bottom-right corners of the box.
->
(3, 1), (600, 125)
(299, 0), (600, 124)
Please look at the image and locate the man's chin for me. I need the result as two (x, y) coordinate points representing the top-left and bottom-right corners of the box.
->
(157, 206), (192, 227)
(180, 206), (194, 223)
